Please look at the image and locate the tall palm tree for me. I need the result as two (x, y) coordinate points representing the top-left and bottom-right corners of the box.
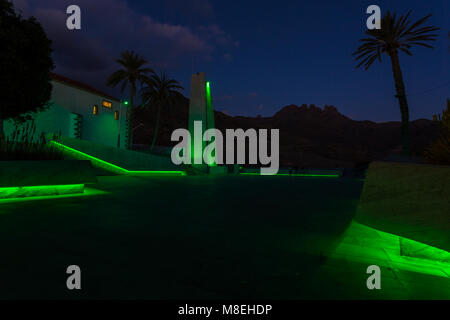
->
(353, 11), (439, 155)
(141, 72), (183, 152)
(107, 50), (154, 149)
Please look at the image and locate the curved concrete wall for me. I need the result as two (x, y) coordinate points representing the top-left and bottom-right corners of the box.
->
(355, 161), (450, 252)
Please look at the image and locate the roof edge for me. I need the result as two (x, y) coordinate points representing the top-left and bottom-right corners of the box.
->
(49, 72), (121, 102)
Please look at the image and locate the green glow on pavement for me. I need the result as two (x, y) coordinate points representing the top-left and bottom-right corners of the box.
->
(0, 186), (108, 204)
(49, 141), (186, 177)
(240, 173), (340, 178)
(331, 222), (450, 279)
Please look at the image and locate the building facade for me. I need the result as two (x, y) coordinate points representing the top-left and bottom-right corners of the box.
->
(5, 73), (128, 149)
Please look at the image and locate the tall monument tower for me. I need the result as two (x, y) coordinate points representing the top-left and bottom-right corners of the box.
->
(188, 72), (216, 168)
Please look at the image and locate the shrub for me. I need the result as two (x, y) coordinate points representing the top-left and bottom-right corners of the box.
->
(0, 120), (63, 160)
(425, 99), (450, 165)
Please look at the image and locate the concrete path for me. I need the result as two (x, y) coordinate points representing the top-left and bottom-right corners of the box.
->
(0, 175), (447, 299)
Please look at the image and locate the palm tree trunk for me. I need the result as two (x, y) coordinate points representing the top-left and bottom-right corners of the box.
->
(150, 104), (162, 152)
(389, 50), (411, 155)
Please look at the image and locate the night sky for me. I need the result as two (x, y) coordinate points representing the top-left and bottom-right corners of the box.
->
(12, 0), (449, 121)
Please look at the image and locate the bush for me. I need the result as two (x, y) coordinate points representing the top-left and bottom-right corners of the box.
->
(425, 99), (450, 165)
(0, 120), (63, 160)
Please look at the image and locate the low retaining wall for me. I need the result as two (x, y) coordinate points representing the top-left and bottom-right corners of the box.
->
(355, 161), (450, 253)
(0, 160), (97, 188)
(0, 184), (85, 199)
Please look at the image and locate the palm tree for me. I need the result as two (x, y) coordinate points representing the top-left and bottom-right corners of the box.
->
(107, 50), (154, 149)
(141, 72), (183, 152)
(353, 11), (439, 155)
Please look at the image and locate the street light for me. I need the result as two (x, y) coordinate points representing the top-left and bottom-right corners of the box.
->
(118, 99), (129, 148)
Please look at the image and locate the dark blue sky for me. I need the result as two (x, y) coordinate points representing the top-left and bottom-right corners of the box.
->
(14, 0), (450, 121)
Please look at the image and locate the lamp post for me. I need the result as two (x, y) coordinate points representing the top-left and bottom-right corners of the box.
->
(118, 99), (129, 148)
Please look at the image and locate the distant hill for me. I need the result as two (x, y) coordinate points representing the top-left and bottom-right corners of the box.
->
(133, 95), (440, 168)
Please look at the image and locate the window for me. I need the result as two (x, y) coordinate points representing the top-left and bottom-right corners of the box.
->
(93, 105), (99, 115)
(102, 100), (112, 109)
(114, 111), (119, 120)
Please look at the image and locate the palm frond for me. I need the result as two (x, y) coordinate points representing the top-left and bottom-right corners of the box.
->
(354, 11), (439, 70)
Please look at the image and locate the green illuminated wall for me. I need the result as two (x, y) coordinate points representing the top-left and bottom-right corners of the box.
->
(205, 81), (217, 166)
(187, 73), (217, 168)
(4, 79), (128, 150)
(188, 73), (207, 166)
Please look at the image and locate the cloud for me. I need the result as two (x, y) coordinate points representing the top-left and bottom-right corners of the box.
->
(164, 0), (214, 20)
(33, 8), (111, 71)
(224, 53), (233, 61)
(197, 24), (235, 47)
(140, 16), (212, 59)
(12, 0), (236, 71)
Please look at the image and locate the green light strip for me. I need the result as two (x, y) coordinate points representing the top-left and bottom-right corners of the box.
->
(49, 141), (186, 177)
(0, 187), (107, 204)
(0, 184), (84, 199)
(240, 173), (340, 178)
(0, 184), (83, 192)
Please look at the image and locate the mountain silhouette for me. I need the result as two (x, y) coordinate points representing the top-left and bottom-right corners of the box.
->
(133, 95), (440, 168)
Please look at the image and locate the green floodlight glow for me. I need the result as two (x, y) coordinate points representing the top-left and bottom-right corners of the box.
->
(123, 101), (129, 105)
(331, 222), (450, 279)
(240, 173), (340, 178)
(0, 184), (83, 198)
(0, 185), (108, 204)
(49, 141), (186, 177)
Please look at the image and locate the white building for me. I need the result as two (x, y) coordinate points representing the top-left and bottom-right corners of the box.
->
(5, 73), (128, 149)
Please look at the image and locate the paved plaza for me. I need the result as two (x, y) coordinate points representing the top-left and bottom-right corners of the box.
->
(0, 175), (448, 299)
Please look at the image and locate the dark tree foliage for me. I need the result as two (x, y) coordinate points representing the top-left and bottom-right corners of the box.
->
(107, 50), (154, 149)
(0, 0), (54, 134)
(353, 11), (439, 156)
(140, 72), (183, 151)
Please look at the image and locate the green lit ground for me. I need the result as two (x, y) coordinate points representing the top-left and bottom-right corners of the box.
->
(0, 175), (448, 299)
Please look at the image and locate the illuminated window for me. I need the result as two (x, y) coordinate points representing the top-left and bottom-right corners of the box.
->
(114, 111), (119, 120)
(102, 100), (112, 108)
(93, 105), (99, 115)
